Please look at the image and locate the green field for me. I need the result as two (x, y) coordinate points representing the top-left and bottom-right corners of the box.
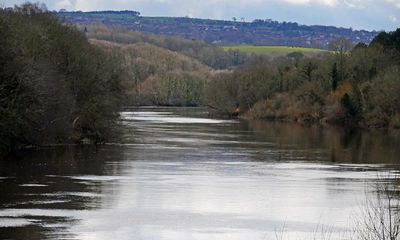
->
(223, 45), (329, 56)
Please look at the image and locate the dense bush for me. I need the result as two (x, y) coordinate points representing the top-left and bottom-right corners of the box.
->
(0, 3), (124, 152)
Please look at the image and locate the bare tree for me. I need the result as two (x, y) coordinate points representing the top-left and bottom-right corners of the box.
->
(329, 38), (352, 82)
(357, 174), (400, 240)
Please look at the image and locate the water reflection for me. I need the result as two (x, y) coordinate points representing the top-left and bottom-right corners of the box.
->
(0, 107), (399, 240)
(246, 120), (400, 164)
(0, 146), (125, 240)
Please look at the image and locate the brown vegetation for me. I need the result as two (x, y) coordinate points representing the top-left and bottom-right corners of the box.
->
(90, 39), (211, 106)
(205, 34), (400, 129)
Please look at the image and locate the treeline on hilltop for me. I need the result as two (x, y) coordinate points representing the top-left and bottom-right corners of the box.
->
(0, 3), (124, 153)
(205, 31), (400, 128)
(57, 10), (377, 49)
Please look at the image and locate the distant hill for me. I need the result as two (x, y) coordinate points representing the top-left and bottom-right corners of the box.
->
(57, 10), (378, 49)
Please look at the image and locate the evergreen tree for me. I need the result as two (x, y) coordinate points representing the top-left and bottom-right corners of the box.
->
(331, 62), (338, 91)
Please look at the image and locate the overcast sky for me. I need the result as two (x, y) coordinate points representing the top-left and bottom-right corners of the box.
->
(2, 0), (400, 31)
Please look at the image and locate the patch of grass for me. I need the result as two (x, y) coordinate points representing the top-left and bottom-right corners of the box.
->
(223, 45), (330, 56)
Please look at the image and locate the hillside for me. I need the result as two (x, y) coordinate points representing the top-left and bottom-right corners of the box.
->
(57, 10), (378, 49)
(90, 39), (212, 106)
(83, 24), (249, 69)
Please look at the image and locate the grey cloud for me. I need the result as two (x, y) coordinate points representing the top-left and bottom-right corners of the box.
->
(3, 0), (399, 30)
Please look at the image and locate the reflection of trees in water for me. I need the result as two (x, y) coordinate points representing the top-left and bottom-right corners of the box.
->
(0, 146), (125, 240)
(245, 120), (400, 165)
(0, 217), (79, 240)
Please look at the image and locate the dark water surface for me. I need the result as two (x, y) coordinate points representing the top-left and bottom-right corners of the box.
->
(1, 107), (400, 240)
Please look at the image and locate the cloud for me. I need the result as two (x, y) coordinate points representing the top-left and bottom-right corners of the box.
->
(3, 0), (400, 30)
(386, 0), (400, 8)
(343, 0), (366, 9)
(56, 0), (73, 10)
(283, 0), (338, 7)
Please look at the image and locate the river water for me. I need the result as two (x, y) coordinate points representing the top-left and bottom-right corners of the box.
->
(1, 107), (400, 240)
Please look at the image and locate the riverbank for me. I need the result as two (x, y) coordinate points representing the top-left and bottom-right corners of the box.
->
(240, 94), (400, 130)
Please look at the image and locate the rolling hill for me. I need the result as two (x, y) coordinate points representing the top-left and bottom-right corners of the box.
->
(57, 10), (378, 49)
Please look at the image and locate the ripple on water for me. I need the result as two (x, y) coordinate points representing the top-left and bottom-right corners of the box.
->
(124, 116), (236, 124)
(19, 184), (48, 187)
(0, 218), (33, 227)
(40, 192), (102, 198)
(120, 111), (236, 124)
(66, 175), (132, 182)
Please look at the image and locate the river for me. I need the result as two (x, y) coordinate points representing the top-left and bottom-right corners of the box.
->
(1, 107), (400, 240)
